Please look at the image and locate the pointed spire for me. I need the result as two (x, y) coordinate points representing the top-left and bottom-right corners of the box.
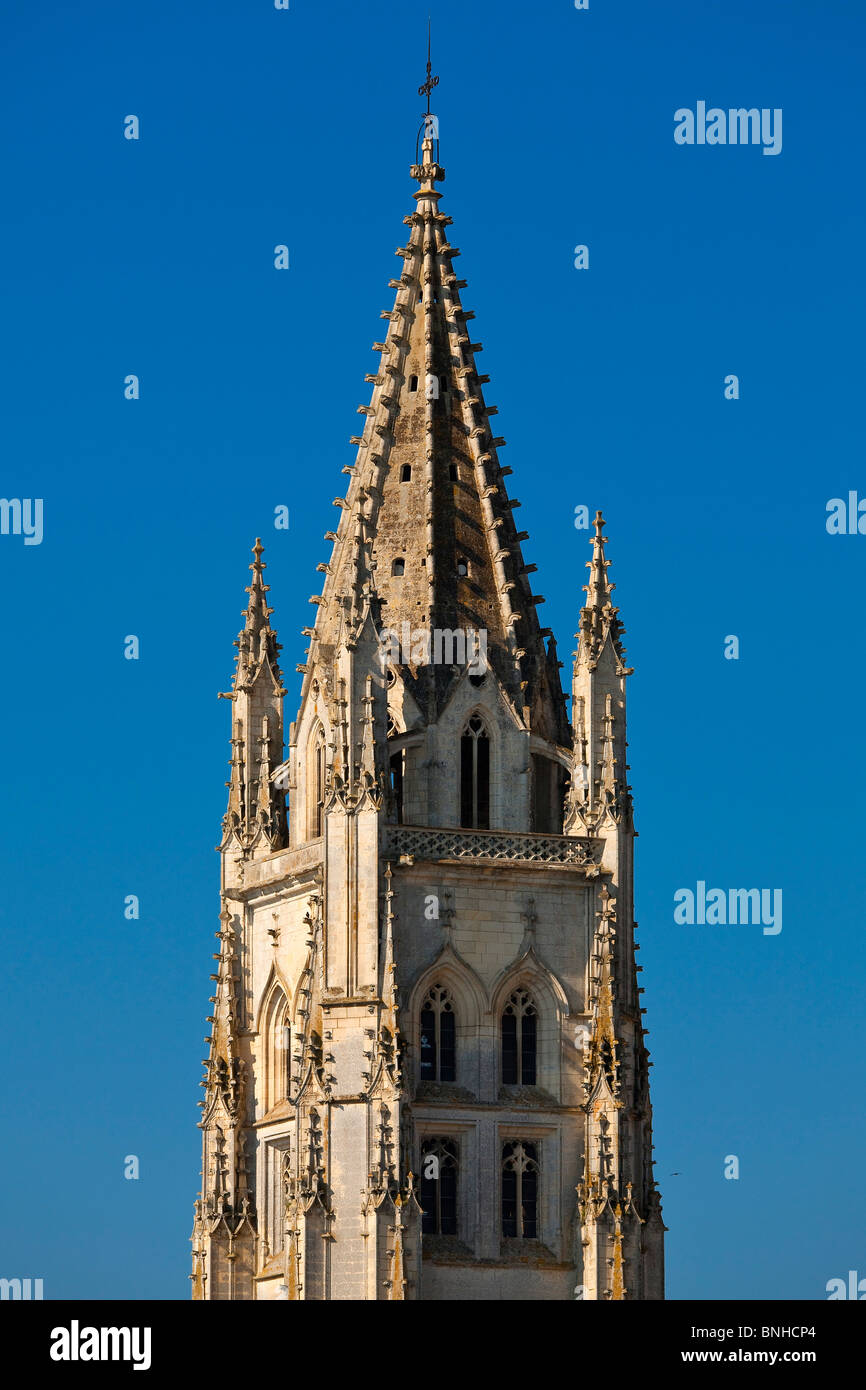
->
(229, 538), (286, 696)
(566, 510), (632, 834)
(298, 98), (563, 737)
(578, 511), (629, 673)
(585, 511), (615, 611)
(220, 539), (287, 849)
(245, 538), (271, 634)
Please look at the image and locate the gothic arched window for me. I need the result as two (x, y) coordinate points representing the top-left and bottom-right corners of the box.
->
(420, 1137), (458, 1236)
(263, 982), (289, 1112)
(501, 1141), (539, 1239)
(311, 725), (326, 838)
(460, 714), (489, 829)
(501, 988), (537, 1086)
(419, 983), (456, 1083)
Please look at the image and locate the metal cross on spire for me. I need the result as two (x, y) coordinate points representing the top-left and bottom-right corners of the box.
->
(418, 18), (439, 113)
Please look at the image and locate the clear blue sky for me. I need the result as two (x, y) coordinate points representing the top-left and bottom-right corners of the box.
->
(1, 0), (864, 1300)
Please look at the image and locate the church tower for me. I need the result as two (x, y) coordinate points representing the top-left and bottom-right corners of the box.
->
(191, 77), (664, 1301)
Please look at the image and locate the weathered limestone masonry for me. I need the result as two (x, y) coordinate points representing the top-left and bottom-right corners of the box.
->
(191, 115), (665, 1301)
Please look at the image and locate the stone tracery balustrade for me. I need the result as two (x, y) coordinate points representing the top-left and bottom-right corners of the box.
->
(386, 824), (603, 868)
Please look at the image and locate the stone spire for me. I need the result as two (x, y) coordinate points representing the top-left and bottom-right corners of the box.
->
(579, 511), (628, 672)
(245, 538), (273, 630)
(296, 113), (566, 739)
(220, 540), (287, 851)
(565, 513), (632, 833)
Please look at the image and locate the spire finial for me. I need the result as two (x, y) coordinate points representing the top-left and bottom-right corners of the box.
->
(242, 536), (274, 638)
(584, 511), (614, 612)
(418, 18), (439, 115)
(412, 21), (444, 190)
(574, 510), (631, 674)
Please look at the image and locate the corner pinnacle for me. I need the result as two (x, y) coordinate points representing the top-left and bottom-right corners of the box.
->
(244, 537), (273, 634)
(576, 511), (630, 672)
(583, 511), (615, 612)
